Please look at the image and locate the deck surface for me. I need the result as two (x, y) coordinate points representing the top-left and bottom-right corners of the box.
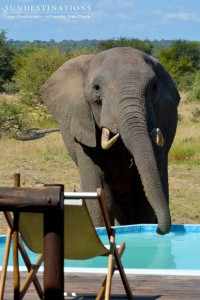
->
(1, 271), (200, 299)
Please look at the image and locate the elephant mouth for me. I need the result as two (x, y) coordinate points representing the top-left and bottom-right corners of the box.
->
(101, 127), (164, 150)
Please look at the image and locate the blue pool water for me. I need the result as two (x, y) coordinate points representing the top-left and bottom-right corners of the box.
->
(1, 224), (200, 273)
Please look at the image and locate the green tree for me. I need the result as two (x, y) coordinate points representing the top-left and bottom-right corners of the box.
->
(0, 29), (15, 91)
(159, 40), (200, 87)
(188, 71), (200, 102)
(97, 37), (153, 55)
(15, 47), (68, 107)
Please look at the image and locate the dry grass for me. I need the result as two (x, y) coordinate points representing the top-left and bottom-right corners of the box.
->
(169, 98), (200, 164)
(0, 134), (80, 233)
(168, 96), (200, 224)
(169, 164), (200, 223)
(0, 133), (80, 189)
(0, 95), (199, 233)
(0, 93), (19, 103)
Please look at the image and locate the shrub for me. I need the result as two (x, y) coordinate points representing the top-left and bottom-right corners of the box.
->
(159, 40), (200, 88)
(2, 80), (19, 94)
(177, 72), (196, 92)
(97, 37), (153, 55)
(188, 72), (200, 102)
(14, 47), (68, 107)
(0, 29), (15, 91)
(0, 99), (30, 137)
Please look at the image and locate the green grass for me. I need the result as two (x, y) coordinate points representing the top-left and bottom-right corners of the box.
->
(169, 142), (200, 165)
(169, 99), (200, 166)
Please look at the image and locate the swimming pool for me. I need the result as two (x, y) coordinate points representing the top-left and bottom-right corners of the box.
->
(1, 224), (200, 275)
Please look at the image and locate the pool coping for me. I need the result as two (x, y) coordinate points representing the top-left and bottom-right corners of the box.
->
(1, 224), (200, 276)
(97, 224), (200, 235)
(1, 266), (200, 277)
(1, 224), (200, 244)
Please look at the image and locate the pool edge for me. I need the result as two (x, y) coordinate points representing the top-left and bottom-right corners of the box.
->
(1, 266), (200, 277)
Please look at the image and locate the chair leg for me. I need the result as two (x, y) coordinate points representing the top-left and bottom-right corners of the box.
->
(0, 227), (12, 300)
(3, 211), (44, 299)
(96, 241), (126, 300)
(20, 254), (44, 299)
(13, 212), (20, 300)
(105, 232), (115, 300)
(18, 237), (44, 299)
(96, 230), (115, 300)
(114, 247), (133, 299)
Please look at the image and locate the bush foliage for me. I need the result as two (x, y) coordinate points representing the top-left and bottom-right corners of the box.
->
(0, 99), (29, 137)
(159, 40), (200, 97)
(97, 37), (153, 55)
(14, 38), (200, 105)
(188, 72), (200, 102)
(14, 47), (68, 107)
(14, 46), (95, 107)
(0, 30), (15, 91)
(1, 30), (200, 111)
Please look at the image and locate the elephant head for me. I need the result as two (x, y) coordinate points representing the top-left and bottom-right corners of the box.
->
(41, 47), (180, 235)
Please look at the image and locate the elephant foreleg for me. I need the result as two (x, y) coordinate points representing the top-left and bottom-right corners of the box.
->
(75, 142), (115, 227)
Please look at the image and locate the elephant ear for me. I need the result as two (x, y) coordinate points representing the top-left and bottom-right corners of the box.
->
(41, 54), (96, 147)
(151, 57), (180, 150)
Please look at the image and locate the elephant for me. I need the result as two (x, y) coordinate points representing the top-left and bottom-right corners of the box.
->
(41, 47), (180, 235)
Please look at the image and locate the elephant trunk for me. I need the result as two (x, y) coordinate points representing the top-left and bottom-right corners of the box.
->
(118, 99), (171, 235)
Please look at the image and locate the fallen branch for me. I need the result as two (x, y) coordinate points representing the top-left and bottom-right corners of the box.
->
(17, 128), (60, 141)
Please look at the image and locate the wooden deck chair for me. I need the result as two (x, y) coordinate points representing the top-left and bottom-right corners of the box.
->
(19, 188), (133, 299)
(1, 186), (133, 299)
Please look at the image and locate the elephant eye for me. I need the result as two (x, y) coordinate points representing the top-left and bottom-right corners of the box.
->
(94, 83), (101, 92)
(93, 83), (102, 105)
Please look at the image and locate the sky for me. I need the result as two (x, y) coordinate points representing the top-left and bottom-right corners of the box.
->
(0, 0), (199, 42)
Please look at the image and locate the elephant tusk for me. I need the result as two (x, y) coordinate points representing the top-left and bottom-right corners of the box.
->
(101, 128), (120, 150)
(150, 128), (164, 147)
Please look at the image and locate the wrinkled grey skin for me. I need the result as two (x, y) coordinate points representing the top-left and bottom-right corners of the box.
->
(41, 47), (180, 235)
